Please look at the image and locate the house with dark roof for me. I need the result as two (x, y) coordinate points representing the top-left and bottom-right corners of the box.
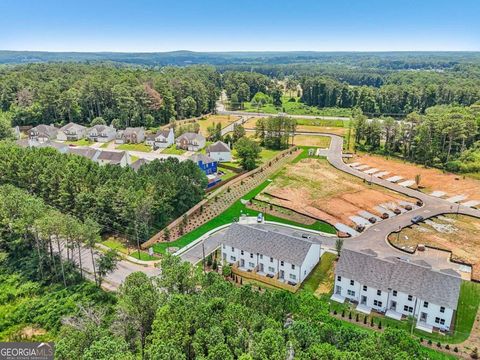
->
(96, 150), (130, 167)
(57, 122), (87, 141)
(29, 124), (58, 143)
(221, 224), (321, 286)
(206, 141), (231, 162)
(68, 147), (100, 161)
(146, 128), (174, 149)
(129, 158), (150, 172)
(332, 248), (462, 333)
(176, 132), (206, 151)
(87, 125), (116, 143)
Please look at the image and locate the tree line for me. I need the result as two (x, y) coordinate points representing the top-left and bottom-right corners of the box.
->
(353, 105), (480, 172)
(0, 142), (207, 243)
(0, 63), (220, 128)
(255, 116), (297, 150)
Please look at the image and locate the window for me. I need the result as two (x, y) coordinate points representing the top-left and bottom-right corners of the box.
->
(260, 254), (263, 259)
(392, 290), (397, 297)
(377, 290), (381, 296)
(435, 318), (445, 325)
(250, 253), (253, 259)
(230, 256), (236, 261)
(440, 306), (445, 313)
(291, 264), (295, 270)
(289, 274), (296, 280)
(423, 302), (429, 308)
(268, 266), (274, 273)
(280, 261), (284, 266)
(231, 247), (234, 251)
(347, 290), (355, 296)
(374, 300), (383, 307)
(337, 276), (342, 282)
(407, 295), (413, 301)
(363, 285), (367, 291)
(350, 280), (354, 286)
(270, 257), (273, 263)
(240, 250), (244, 255)
(403, 305), (413, 313)
(248, 262), (255, 268)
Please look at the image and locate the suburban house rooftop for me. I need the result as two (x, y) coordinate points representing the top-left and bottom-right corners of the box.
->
(177, 132), (204, 141)
(223, 223), (318, 266)
(207, 141), (230, 152)
(97, 150), (126, 164)
(189, 153), (216, 164)
(336, 248), (462, 310)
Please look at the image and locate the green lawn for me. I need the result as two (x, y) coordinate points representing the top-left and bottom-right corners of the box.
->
(116, 143), (152, 152)
(102, 238), (159, 261)
(218, 167), (237, 181)
(231, 147), (281, 165)
(292, 146), (327, 164)
(301, 252), (337, 294)
(241, 96), (352, 117)
(161, 146), (186, 155)
(296, 118), (349, 127)
(153, 159), (336, 254)
(100, 141), (112, 149)
(64, 138), (93, 146)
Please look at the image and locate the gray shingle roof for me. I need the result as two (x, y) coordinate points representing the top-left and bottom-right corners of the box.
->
(189, 153), (216, 164)
(68, 147), (99, 160)
(60, 122), (86, 132)
(207, 141), (230, 153)
(222, 223), (317, 266)
(97, 150), (126, 163)
(30, 124), (58, 138)
(130, 158), (150, 171)
(337, 248), (461, 309)
(177, 132), (204, 142)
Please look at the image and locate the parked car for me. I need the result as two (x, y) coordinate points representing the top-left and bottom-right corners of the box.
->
(257, 213), (263, 223)
(355, 225), (365, 232)
(368, 217), (377, 224)
(404, 204), (413, 211)
(416, 200), (424, 207)
(393, 208), (402, 215)
(411, 215), (424, 224)
(381, 213), (389, 219)
(301, 233), (311, 239)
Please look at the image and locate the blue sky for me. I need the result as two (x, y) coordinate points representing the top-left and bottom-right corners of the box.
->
(0, 0), (479, 52)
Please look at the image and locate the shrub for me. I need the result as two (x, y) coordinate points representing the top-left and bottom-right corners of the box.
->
(355, 314), (359, 322)
(341, 310), (345, 318)
(436, 342), (441, 348)
(472, 347), (479, 359)
(378, 321), (382, 329)
(420, 337), (424, 343)
(348, 312), (352, 320)
(454, 347), (458, 353)
(333, 310), (337, 315)
(445, 344), (450, 350)
(363, 316), (367, 324)
(428, 340), (432, 345)
(370, 318), (374, 327)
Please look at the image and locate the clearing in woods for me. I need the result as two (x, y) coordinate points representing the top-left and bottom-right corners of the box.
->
(257, 157), (415, 227)
(198, 114), (240, 137)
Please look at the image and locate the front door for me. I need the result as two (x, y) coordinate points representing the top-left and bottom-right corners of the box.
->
(240, 259), (245, 267)
(420, 312), (427, 322)
(361, 296), (367, 305)
(390, 301), (397, 311)
(259, 263), (264, 272)
(335, 286), (341, 295)
(280, 270), (284, 279)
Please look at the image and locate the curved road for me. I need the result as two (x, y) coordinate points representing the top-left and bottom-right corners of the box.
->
(181, 132), (480, 274)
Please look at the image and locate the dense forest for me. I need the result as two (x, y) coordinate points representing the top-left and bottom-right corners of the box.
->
(0, 186), (446, 359)
(0, 63), (220, 127)
(0, 143), (207, 242)
(353, 105), (480, 172)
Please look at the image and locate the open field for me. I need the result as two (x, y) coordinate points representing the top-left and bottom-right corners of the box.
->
(388, 214), (480, 281)
(259, 157), (414, 227)
(197, 114), (240, 136)
(102, 237), (159, 261)
(351, 153), (480, 201)
(116, 143), (152, 152)
(293, 135), (331, 147)
(241, 96), (352, 117)
(243, 117), (350, 136)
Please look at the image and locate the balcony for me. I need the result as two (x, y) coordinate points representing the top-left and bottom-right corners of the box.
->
(231, 262), (300, 292)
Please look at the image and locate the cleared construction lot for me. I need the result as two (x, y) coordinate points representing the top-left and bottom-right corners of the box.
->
(256, 157), (416, 230)
(388, 214), (480, 281)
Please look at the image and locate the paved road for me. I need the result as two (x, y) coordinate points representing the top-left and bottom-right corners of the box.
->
(220, 115), (251, 136)
(180, 132), (480, 274)
(218, 109), (352, 121)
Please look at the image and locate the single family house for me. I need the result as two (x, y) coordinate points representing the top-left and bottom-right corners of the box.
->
(116, 127), (145, 144)
(189, 153), (218, 175)
(96, 150), (130, 167)
(176, 132), (206, 151)
(87, 125), (117, 143)
(57, 122), (87, 141)
(153, 128), (175, 149)
(29, 124), (58, 143)
(206, 141), (232, 162)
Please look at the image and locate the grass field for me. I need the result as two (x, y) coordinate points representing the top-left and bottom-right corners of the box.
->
(116, 143), (152, 152)
(241, 96), (352, 117)
(161, 146), (186, 155)
(102, 238), (159, 261)
(153, 151), (336, 254)
(64, 138), (93, 146)
(100, 141), (112, 149)
(197, 114), (240, 137)
(293, 135), (331, 148)
(301, 252), (336, 295)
